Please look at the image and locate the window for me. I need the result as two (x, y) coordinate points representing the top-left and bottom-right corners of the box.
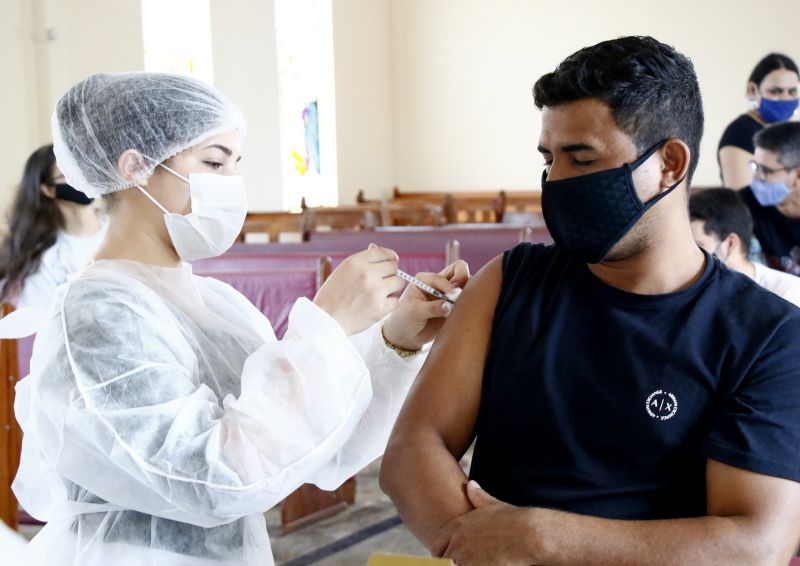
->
(274, 0), (338, 208)
(140, 0), (214, 84)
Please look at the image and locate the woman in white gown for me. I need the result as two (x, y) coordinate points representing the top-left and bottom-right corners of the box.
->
(11, 72), (467, 565)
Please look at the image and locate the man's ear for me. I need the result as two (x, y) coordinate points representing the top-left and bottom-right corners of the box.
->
(117, 150), (149, 186)
(726, 232), (744, 259)
(659, 138), (691, 190)
(789, 167), (800, 192)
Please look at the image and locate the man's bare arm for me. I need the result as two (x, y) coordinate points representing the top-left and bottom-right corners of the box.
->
(380, 256), (502, 555)
(443, 459), (800, 565)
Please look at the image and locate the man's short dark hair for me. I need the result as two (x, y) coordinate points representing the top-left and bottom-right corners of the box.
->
(533, 36), (704, 182)
(754, 122), (800, 169)
(688, 188), (753, 256)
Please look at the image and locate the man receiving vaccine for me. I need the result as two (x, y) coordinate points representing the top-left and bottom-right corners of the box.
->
(381, 36), (800, 565)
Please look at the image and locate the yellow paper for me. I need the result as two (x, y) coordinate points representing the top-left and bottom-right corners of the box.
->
(368, 553), (454, 566)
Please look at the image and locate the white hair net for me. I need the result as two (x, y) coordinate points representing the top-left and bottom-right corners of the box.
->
(52, 72), (247, 198)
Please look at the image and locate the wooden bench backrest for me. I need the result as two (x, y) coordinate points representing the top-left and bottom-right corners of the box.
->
(0, 304), (21, 530)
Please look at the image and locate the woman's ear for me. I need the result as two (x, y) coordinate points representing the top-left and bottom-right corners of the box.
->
(746, 81), (760, 103)
(659, 138), (691, 190)
(117, 150), (149, 186)
(40, 183), (56, 199)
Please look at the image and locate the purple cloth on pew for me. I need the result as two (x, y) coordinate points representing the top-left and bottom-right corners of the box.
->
(308, 225), (552, 270)
(228, 224), (551, 270)
(194, 253), (345, 272)
(17, 334), (34, 379)
(225, 224), (551, 270)
(195, 269), (317, 339)
(194, 251), (446, 277)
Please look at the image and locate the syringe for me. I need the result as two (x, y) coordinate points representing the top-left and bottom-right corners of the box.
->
(396, 269), (459, 304)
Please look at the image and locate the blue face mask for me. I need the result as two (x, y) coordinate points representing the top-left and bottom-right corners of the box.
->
(751, 177), (791, 206)
(759, 97), (799, 123)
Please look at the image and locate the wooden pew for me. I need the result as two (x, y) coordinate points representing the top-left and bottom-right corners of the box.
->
(391, 187), (499, 202)
(380, 203), (445, 227)
(388, 187), (542, 222)
(279, 479), (356, 535)
(307, 224), (550, 271)
(237, 211), (304, 243)
(301, 204), (381, 240)
(389, 188), (502, 224)
(443, 194), (502, 224)
(500, 190), (542, 216)
(355, 191), (447, 227)
(0, 304), (22, 530)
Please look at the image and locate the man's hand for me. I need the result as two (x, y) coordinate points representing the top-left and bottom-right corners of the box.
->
(439, 481), (539, 566)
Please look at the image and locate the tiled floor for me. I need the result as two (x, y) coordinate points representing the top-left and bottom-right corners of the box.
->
(268, 458), (429, 565)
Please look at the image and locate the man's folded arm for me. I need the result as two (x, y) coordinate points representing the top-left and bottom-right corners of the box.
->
(465, 459), (800, 565)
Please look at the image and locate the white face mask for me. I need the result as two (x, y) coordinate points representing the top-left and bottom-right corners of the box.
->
(137, 164), (248, 262)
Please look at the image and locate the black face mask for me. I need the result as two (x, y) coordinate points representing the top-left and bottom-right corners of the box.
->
(54, 183), (94, 206)
(541, 140), (683, 264)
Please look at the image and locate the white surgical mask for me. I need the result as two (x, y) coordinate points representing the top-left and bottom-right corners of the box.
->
(137, 163), (248, 262)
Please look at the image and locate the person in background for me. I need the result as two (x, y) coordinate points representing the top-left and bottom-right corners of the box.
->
(689, 188), (800, 306)
(740, 121), (800, 274)
(718, 53), (799, 190)
(0, 144), (106, 308)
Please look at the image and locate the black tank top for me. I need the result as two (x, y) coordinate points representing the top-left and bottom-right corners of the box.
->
(469, 243), (800, 520)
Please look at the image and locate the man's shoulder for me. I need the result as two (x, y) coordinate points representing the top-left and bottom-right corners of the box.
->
(502, 243), (563, 273)
(718, 267), (800, 350)
(702, 262), (800, 324)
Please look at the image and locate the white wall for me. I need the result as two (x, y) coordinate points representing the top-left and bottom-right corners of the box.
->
(39, 0), (144, 119)
(4, 0), (800, 212)
(387, 0), (800, 192)
(0, 0), (144, 217)
(210, 0), (284, 211)
(332, 0), (395, 205)
(0, 0), (283, 216)
(0, 0), (45, 217)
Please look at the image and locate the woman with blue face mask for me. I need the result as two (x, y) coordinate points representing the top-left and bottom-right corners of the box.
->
(718, 53), (799, 190)
(5, 72), (468, 565)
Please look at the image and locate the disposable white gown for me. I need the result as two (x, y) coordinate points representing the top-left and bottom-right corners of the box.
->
(13, 259), (425, 565)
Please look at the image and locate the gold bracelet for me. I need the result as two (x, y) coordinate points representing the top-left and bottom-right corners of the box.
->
(381, 325), (422, 358)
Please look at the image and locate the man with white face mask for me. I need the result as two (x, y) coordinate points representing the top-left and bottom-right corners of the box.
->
(7, 72), (468, 565)
(689, 187), (800, 307)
